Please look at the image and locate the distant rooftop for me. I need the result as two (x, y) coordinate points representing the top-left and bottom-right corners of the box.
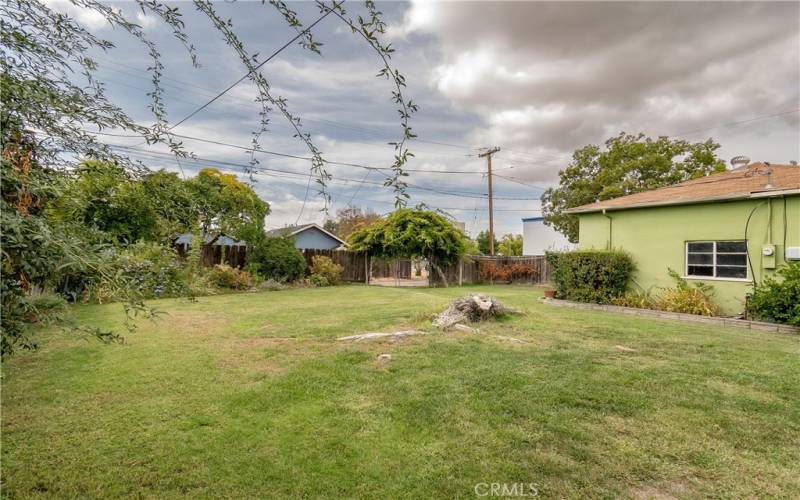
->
(265, 223), (346, 244)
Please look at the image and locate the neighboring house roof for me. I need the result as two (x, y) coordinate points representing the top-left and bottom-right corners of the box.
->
(174, 232), (247, 247)
(265, 223), (347, 245)
(566, 163), (800, 214)
(521, 216), (545, 222)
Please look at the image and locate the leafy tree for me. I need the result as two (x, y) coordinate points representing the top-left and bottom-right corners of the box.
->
(348, 208), (468, 287)
(324, 206), (382, 239)
(50, 161), (159, 244)
(141, 170), (199, 241)
(186, 168), (269, 240)
(463, 238), (481, 255)
(475, 230), (498, 255)
(51, 165), (268, 245)
(541, 133), (726, 242)
(497, 234), (523, 256)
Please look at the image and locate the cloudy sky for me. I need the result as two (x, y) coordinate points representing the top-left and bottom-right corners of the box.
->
(59, 0), (799, 235)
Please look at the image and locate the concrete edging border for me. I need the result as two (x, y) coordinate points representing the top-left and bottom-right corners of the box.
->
(540, 298), (800, 335)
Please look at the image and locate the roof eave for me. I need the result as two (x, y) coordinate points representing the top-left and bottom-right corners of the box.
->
(564, 191), (789, 214)
(290, 223), (347, 245)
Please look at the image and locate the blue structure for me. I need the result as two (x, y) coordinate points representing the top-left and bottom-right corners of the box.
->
(266, 223), (346, 250)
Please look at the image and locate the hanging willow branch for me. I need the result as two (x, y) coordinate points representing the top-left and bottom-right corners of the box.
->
(318, 0), (418, 206)
(194, 0), (333, 206)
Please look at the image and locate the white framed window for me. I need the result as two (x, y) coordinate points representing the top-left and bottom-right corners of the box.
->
(685, 241), (748, 279)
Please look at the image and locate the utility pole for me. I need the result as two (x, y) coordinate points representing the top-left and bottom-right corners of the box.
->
(478, 146), (501, 255)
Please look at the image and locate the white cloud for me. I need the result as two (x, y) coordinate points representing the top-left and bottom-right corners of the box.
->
(44, 0), (110, 31)
(136, 11), (158, 31)
(392, 0), (800, 173)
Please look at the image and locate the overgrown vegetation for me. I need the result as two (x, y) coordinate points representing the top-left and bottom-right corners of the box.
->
(478, 262), (537, 283)
(323, 206), (381, 240)
(309, 255), (343, 287)
(614, 269), (720, 316)
(245, 236), (307, 283)
(746, 263), (800, 325)
(546, 250), (635, 303)
(348, 208), (468, 287)
(207, 265), (253, 291)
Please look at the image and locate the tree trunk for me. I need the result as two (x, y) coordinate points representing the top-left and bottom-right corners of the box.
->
(430, 259), (449, 288)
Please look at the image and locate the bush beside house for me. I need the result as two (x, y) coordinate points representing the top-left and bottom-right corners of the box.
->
(546, 250), (635, 303)
(746, 263), (800, 326)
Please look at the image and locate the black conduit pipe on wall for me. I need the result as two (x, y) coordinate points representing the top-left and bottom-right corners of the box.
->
(744, 201), (767, 287)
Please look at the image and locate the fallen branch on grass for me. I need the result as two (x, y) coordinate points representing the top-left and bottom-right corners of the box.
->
(338, 330), (427, 342)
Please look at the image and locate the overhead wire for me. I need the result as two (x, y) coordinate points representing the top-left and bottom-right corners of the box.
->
(116, 146), (540, 213)
(105, 143), (542, 200)
(169, 7), (336, 129)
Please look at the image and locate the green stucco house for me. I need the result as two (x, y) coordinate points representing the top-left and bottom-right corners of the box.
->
(567, 162), (800, 315)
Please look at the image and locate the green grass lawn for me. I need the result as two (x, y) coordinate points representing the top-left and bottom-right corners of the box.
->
(3, 285), (799, 498)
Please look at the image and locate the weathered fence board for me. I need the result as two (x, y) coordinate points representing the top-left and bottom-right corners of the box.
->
(302, 249), (368, 282)
(430, 255), (550, 286)
(299, 250), (550, 286)
(174, 243), (247, 269)
(370, 258), (413, 279)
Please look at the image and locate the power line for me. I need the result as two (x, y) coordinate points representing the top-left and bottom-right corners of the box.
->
(93, 55), (799, 165)
(170, 8), (335, 129)
(106, 144), (542, 200)
(87, 130), (491, 174)
(117, 147), (540, 213)
(93, 56), (484, 154)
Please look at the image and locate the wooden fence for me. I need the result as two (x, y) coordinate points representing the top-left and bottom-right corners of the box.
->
(173, 242), (553, 285)
(301, 249), (368, 282)
(174, 242), (247, 269)
(370, 258), (413, 280)
(430, 255), (550, 287)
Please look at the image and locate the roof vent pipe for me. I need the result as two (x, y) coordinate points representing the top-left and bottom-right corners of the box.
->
(730, 155), (750, 169)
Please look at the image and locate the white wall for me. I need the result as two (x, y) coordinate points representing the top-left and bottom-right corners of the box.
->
(522, 218), (575, 255)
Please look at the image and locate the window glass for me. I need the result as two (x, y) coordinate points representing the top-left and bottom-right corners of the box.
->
(717, 241), (747, 253)
(687, 265), (714, 276)
(717, 266), (747, 278)
(687, 242), (713, 253)
(717, 253), (746, 266)
(688, 253), (713, 265)
(686, 241), (747, 279)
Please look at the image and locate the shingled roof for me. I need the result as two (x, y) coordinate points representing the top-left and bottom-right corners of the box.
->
(265, 223), (346, 245)
(565, 163), (800, 214)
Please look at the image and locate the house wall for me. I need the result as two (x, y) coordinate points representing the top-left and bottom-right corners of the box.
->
(522, 218), (575, 255)
(577, 195), (800, 315)
(293, 228), (342, 250)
